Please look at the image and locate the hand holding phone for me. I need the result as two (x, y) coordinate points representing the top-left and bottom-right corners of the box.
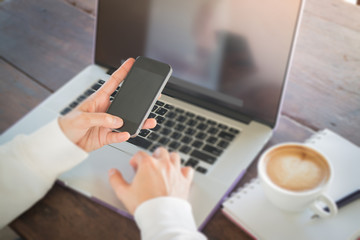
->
(107, 56), (172, 137)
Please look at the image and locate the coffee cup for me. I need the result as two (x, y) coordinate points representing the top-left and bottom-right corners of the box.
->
(258, 143), (337, 217)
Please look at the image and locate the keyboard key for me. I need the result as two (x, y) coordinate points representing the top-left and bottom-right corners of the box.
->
(169, 141), (181, 149)
(206, 119), (216, 125)
(186, 119), (198, 126)
(176, 115), (187, 122)
(170, 131), (182, 140)
(218, 140), (230, 149)
(152, 124), (161, 131)
(218, 131), (235, 141)
(175, 108), (184, 113)
(91, 83), (102, 91)
(127, 136), (152, 149)
(207, 127), (219, 135)
(106, 68), (116, 75)
(203, 144), (223, 156)
(196, 166), (208, 174)
(98, 79), (105, 85)
(152, 105), (158, 112)
(192, 140), (204, 148)
(164, 104), (174, 109)
(175, 123), (186, 131)
(111, 91), (118, 97)
(156, 107), (168, 116)
(179, 145), (192, 154)
(159, 137), (170, 145)
(206, 136), (218, 144)
(191, 150), (216, 164)
(195, 132), (207, 140)
(160, 127), (171, 136)
(185, 158), (199, 168)
(229, 128), (240, 134)
(77, 95), (86, 103)
(156, 100), (165, 106)
(164, 120), (176, 128)
(166, 111), (177, 119)
(196, 116), (206, 121)
(148, 113), (156, 119)
(185, 128), (196, 135)
(139, 129), (150, 137)
(217, 123), (228, 130)
(156, 116), (165, 124)
(69, 101), (78, 108)
(181, 136), (193, 144)
(150, 144), (161, 152)
(197, 123), (207, 131)
(60, 107), (72, 115)
(84, 89), (95, 96)
(185, 112), (195, 117)
(148, 132), (160, 141)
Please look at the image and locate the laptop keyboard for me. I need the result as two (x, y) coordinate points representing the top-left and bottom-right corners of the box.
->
(60, 79), (241, 174)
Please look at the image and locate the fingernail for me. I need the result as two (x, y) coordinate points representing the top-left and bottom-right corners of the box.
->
(123, 132), (130, 140)
(153, 147), (162, 157)
(108, 168), (117, 176)
(187, 167), (194, 175)
(133, 152), (143, 162)
(113, 117), (123, 126)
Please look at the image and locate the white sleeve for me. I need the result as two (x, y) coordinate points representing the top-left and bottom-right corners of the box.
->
(134, 197), (207, 240)
(0, 119), (88, 228)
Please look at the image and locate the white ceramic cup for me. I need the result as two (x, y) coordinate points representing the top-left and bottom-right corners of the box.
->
(258, 143), (337, 218)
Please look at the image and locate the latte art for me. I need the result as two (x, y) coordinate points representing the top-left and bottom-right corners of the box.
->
(265, 146), (330, 192)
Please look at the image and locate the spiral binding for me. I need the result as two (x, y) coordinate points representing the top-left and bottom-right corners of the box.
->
(305, 129), (327, 145)
(226, 178), (260, 205)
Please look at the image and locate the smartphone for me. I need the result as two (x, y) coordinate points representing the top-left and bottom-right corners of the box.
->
(107, 56), (172, 137)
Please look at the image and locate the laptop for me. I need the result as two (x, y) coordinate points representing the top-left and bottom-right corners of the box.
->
(0, 0), (304, 229)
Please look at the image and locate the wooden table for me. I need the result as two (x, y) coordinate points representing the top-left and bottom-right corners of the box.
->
(1, 0), (359, 239)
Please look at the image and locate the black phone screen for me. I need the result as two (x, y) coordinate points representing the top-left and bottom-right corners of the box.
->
(107, 65), (168, 135)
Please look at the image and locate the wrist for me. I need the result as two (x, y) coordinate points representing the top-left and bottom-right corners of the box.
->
(134, 196), (196, 229)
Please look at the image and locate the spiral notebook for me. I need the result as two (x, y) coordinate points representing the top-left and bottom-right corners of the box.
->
(222, 129), (360, 240)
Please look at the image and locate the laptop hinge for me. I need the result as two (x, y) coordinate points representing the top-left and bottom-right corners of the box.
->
(163, 86), (252, 125)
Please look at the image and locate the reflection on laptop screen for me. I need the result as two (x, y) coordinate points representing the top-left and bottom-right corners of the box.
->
(95, 0), (302, 127)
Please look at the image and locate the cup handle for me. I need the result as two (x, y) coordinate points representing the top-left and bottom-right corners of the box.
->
(310, 193), (338, 218)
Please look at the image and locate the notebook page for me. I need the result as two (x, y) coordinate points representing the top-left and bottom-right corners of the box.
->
(222, 129), (360, 240)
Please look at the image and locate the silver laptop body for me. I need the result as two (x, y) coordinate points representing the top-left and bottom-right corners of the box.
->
(0, 0), (304, 229)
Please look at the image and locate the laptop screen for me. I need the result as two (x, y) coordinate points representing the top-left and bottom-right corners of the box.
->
(95, 0), (303, 127)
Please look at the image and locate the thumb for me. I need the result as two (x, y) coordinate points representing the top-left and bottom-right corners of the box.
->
(80, 112), (123, 129)
(109, 168), (129, 200)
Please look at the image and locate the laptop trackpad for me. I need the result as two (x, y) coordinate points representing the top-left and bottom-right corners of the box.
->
(59, 145), (135, 212)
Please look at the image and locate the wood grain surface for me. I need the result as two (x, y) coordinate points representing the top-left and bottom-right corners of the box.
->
(0, 58), (50, 133)
(0, 0), (94, 92)
(283, 0), (360, 145)
(1, 0), (359, 239)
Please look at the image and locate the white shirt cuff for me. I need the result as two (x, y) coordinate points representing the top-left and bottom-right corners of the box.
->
(134, 197), (207, 240)
(19, 118), (88, 182)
